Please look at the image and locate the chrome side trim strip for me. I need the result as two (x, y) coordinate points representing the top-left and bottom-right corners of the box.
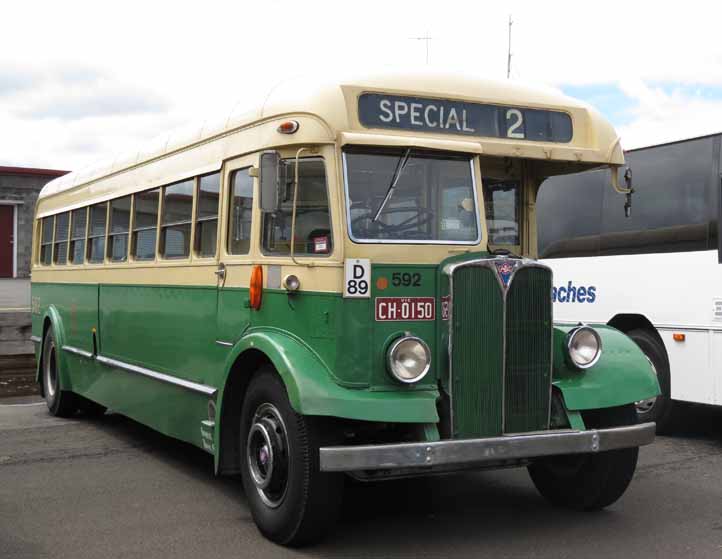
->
(61, 344), (217, 397)
(30, 335), (42, 344)
(62, 344), (94, 359)
(215, 340), (234, 347)
(95, 355), (217, 397)
(319, 422), (656, 472)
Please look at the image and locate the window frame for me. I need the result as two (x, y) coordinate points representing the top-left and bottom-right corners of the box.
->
(86, 202), (109, 264)
(52, 211), (70, 265)
(341, 149), (482, 246)
(107, 195), (132, 263)
(194, 172), (220, 258)
(227, 166), (255, 256)
(131, 188), (160, 262)
(40, 216), (54, 266)
(160, 178), (195, 260)
(69, 207), (88, 265)
(261, 156), (335, 257)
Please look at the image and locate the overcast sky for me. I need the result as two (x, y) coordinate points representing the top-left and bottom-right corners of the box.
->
(2, 0), (721, 171)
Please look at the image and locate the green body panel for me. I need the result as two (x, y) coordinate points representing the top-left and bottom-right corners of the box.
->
(451, 266), (504, 438)
(504, 267), (552, 433)
(552, 324), (660, 410)
(218, 328), (439, 423)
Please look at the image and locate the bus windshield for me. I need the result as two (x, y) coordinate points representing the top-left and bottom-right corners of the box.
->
(343, 147), (480, 243)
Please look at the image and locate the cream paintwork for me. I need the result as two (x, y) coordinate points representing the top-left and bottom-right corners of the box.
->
(33, 72), (626, 291)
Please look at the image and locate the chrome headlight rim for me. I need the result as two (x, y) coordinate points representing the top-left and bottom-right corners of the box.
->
(566, 325), (602, 370)
(386, 335), (431, 384)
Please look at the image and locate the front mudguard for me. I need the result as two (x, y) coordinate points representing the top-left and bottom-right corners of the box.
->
(553, 324), (660, 411)
(217, 328), (439, 423)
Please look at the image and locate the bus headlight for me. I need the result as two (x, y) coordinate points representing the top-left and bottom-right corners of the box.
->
(566, 326), (602, 370)
(387, 336), (431, 384)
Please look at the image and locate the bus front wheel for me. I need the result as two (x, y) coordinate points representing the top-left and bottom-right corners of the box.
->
(41, 330), (78, 417)
(627, 328), (674, 433)
(528, 404), (639, 511)
(239, 367), (344, 546)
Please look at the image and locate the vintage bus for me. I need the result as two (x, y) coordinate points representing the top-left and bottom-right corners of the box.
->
(538, 133), (722, 432)
(31, 73), (659, 546)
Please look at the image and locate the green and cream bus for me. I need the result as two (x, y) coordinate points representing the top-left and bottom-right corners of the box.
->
(31, 73), (659, 546)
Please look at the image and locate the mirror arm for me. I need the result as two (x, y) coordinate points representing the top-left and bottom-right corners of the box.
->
(610, 165), (634, 217)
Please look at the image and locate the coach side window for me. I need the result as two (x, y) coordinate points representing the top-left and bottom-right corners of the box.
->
(87, 203), (107, 263)
(53, 212), (70, 265)
(483, 178), (520, 246)
(40, 217), (54, 266)
(70, 208), (87, 264)
(161, 179), (194, 259)
(109, 196), (131, 262)
(261, 158), (332, 256)
(228, 168), (253, 255)
(132, 189), (159, 260)
(195, 172), (220, 257)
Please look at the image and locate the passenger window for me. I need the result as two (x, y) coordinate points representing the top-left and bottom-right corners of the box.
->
(40, 217), (54, 266)
(70, 208), (87, 264)
(87, 203), (107, 263)
(132, 189), (159, 260)
(195, 172), (220, 257)
(228, 168), (253, 255)
(161, 179), (194, 259)
(109, 196), (131, 262)
(262, 158), (332, 256)
(53, 212), (69, 265)
(483, 178), (520, 245)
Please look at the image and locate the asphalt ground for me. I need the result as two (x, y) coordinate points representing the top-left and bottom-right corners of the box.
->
(1, 399), (721, 559)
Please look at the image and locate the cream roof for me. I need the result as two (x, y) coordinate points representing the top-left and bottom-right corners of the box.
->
(40, 71), (623, 202)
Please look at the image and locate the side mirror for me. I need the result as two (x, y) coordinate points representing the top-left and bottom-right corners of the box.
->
(259, 151), (281, 213)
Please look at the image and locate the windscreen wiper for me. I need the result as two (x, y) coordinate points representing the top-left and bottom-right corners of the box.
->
(372, 148), (411, 222)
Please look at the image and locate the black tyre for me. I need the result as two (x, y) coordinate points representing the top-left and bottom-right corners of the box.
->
(528, 404), (639, 511)
(627, 328), (674, 433)
(240, 367), (343, 546)
(41, 330), (78, 418)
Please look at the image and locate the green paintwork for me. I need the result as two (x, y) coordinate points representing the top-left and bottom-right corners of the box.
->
(552, 324), (661, 410)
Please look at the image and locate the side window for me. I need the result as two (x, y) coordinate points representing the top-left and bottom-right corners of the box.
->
(262, 158), (332, 256)
(70, 208), (87, 264)
(228, 168), (253, 255)
(161, 179), (194, 259)
(483, 178), (520, 245)
(87, 203), (108, 263)
(40, 216), (54, 266)
(195, 172), (220, 257)
(53, 212), (69, 265)
(108, 196), (131, 262)
(132, 189), (159, 260)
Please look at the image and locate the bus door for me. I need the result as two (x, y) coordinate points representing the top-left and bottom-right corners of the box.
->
(215, 154), (258, 346)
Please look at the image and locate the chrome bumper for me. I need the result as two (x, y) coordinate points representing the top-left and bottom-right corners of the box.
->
(319, 422), (655, 472)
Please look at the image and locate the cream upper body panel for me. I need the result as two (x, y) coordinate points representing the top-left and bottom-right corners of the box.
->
(37, 71), (624, 218)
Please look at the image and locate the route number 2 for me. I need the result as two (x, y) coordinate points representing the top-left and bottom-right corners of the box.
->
(506, 108), (524, 139)
(344, 258), (370, 298)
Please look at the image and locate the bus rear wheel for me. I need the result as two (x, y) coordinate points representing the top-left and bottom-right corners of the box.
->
(627, 328), (674, 433)
(41, 330), (78, 418)
(528, 404), (639, 511)
(239, 367), (343, 546)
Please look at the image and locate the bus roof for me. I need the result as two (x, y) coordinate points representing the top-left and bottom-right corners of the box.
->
(39, 72), (624, 204)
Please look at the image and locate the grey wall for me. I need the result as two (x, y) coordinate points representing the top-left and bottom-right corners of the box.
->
(0, 173), (59, 278)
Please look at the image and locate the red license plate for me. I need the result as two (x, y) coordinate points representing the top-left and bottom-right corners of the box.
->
(375, 297), (436, 321)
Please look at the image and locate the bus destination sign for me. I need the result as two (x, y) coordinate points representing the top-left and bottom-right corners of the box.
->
(358, 93), (573, 143)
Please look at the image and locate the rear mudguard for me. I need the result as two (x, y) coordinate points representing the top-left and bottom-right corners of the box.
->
(553, 324), (660, 410)
(217, 327), (439, 423)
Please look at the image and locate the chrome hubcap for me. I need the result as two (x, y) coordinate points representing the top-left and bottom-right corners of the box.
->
(635, 356), (658, 415)
(246, 403), (289, 508)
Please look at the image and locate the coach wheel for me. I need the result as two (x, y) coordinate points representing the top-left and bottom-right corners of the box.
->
(627, 328), (674, 433)
(528, 404), (639, 511)
(239, 367), (344, 546)
(42, 330), (78, 418)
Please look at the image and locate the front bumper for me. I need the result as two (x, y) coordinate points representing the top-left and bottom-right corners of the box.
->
(319, 422), (655, 472)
